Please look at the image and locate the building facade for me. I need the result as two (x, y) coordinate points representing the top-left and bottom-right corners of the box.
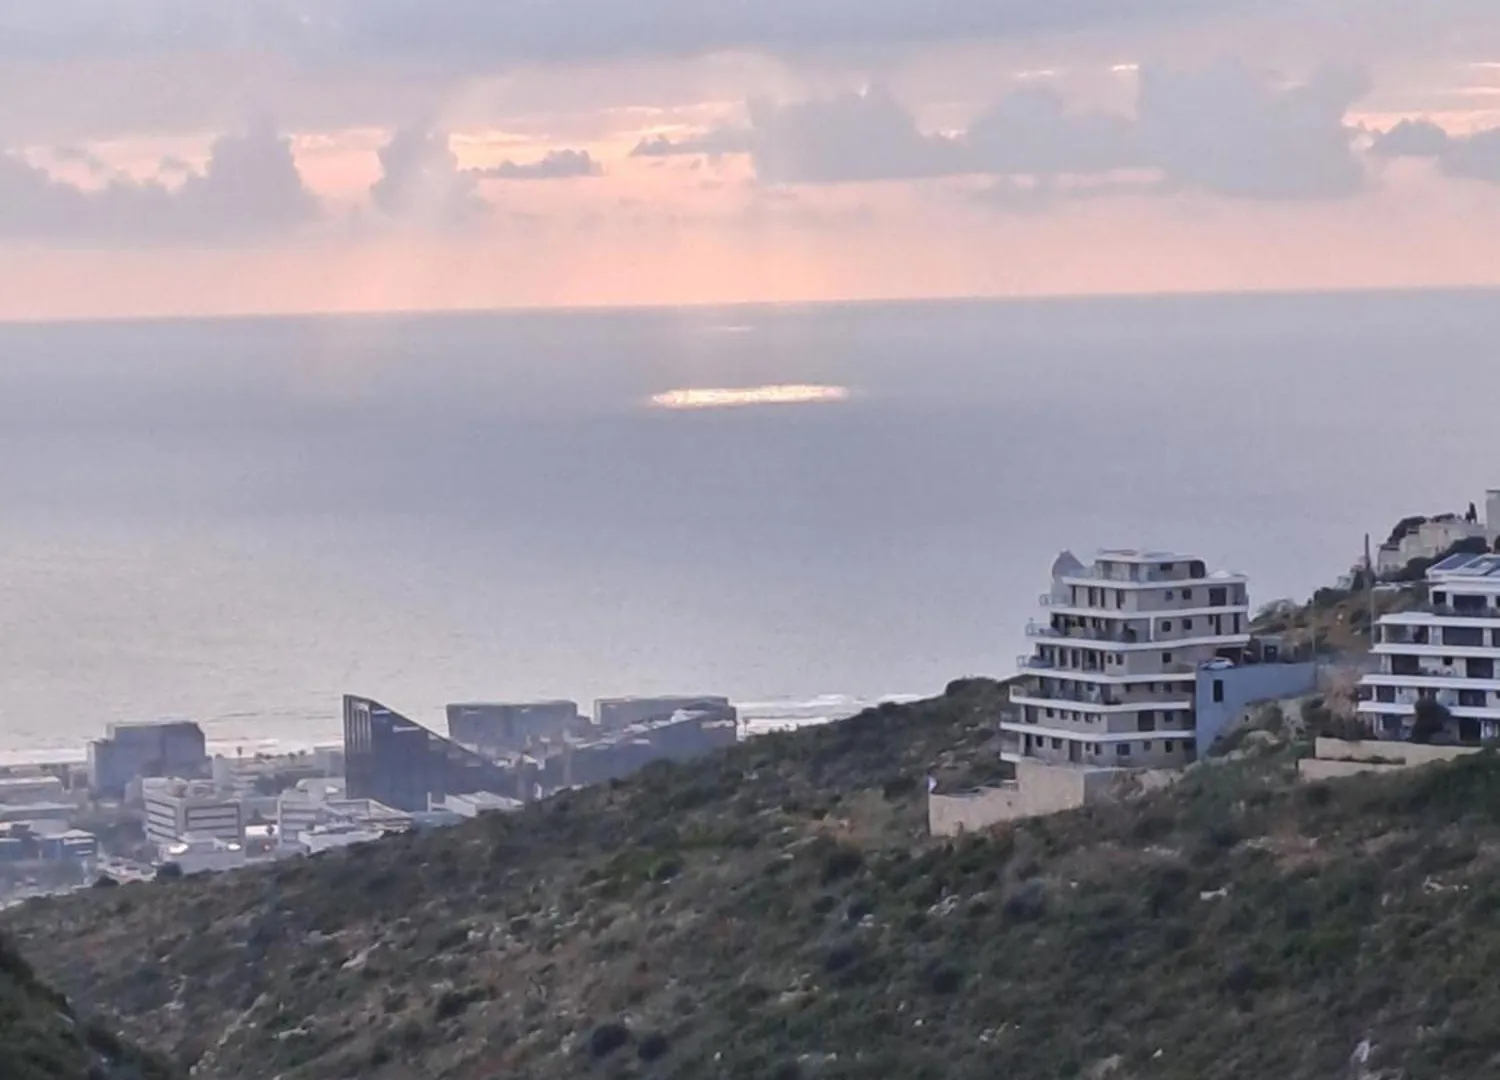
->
(1360, 551), (1500, 741)
(592, 696), (733, 731)
(343, 695), (519, 812)
(1007, 549), (1252, 769)
(445, 700), (580, 752)
(142, 779), (244, 847)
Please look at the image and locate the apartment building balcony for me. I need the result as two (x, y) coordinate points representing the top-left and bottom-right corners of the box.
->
(1423, 603), (1500, 619)
(1012, 681), (1123, 707)
(1017, 654), (1055, 670)
(1025, 620), (1143, 643)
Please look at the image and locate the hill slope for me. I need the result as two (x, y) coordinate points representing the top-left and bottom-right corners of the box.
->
(0, 931), (177, 1080)
(8, 680), (1500, 1080)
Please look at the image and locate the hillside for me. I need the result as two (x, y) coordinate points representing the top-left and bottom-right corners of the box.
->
(8, 680), (1500, 1079)
(0, 930), (177, 1080)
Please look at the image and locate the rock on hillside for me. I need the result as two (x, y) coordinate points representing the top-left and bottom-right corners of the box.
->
(9, 680), (1500, 1080)
(0, 931), (177, 1080)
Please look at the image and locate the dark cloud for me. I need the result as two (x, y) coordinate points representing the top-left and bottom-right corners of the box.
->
(0, 122), (319, 244)
(476, 149), (602, 180)
(0, 0), (1256, 67)
(369, 126), (485, 225)
(710, 63), (1370, 200)
(746, 87), (968, 183)
(1372, 118), (1500, 184)
(1136, 63), (1369, 199)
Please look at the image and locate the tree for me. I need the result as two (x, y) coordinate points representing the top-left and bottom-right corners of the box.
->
(1410, 698), (1452, 744)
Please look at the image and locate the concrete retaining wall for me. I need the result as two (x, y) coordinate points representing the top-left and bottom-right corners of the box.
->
(1297, 738), (1482, 782)
(928, 760), (1177, 836)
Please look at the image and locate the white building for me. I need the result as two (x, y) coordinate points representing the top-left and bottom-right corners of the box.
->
(1007, 549), (1252, 769)
(1360, 551), (1500, 742)
(160, 835), (247, 875)
(142, 779), (244, 847)
(1374, 490), (1500, 576)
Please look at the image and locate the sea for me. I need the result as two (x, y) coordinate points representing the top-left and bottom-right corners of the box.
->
(0, 288), (1494, 762)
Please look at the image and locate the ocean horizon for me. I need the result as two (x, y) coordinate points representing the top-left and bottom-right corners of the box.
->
(1, 287), (1495, 760)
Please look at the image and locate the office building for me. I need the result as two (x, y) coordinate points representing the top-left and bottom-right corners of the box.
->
(142, 779), (244, 847)
(1361, 551), (1500, 741)
(343, 695), (518, 812)
(88, 721), (209, 798)
(446, 700), (580, 752)
(593, 695), (734, 731)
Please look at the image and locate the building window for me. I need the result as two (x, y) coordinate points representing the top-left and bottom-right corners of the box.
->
(1117, 743), (1132, 757)
(1213, 679), (1225, 704)
(1160, 563), (1175, 572)
(1183, 618), (1194, 631)
(1165, 590), (1175, 600)
(1046, 708), (1055, 719)
(1162, 620), (1174, 631)
(1143, 741), (1153, 751)
(1182, 588), (1193, 601)
(1051, 738), (1063, 749)
(1162, 652), (1174, 664)
(1164, 742), (1175, 753)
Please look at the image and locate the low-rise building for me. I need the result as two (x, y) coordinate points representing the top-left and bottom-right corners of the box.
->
(142, 779), (244, 847)
(1374, 491), (1500, 576)
(0, 774), (66, 806)
(160, 835), (246, 875)
(1360, 550), (1500, 741)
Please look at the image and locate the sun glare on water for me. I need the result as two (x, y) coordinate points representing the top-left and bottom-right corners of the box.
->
(649, 384), (851, 410)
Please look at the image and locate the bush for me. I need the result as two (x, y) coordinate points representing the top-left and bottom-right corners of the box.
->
(587, 1022), (631, 1059)
(637, 1032), (670, 1062)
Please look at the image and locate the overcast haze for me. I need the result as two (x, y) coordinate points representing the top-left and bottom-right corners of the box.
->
(5, 0), (1500, 319)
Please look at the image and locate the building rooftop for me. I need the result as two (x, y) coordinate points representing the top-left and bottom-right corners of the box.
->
(1431, 552), (1500, 578)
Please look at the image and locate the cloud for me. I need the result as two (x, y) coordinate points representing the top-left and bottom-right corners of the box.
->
(0, 0), (1258, 68)
(1369, 118), (1453, 158)
(746, 86), (967, 183)
(475, 149), (603, 180)
(717, 63), (1369, 200)
(0, 122), (319, 245)
(631, 129), (753, 159)
(966, 87), (1146, 175)
(1371, 117), (1500, 184)
(369, 126), (485, 225)
(1135, 63), (1369, 199)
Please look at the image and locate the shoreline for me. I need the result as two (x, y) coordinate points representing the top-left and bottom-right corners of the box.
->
(0, 691), (926, 770)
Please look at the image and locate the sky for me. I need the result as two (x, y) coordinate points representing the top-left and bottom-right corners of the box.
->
(5, 0), (1500, 319)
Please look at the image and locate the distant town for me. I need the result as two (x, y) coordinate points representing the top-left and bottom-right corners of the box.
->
(0, 693), (825, 903)
(4, 489), (1499, 904)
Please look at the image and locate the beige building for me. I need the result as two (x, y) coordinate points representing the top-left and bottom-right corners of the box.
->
(1007, 549), (1252, 769)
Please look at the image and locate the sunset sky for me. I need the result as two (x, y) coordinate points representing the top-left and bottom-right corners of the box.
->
(5, 0), (1500, 320)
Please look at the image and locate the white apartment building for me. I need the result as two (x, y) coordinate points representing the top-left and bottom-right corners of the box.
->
(142, 779), (244, 848)
(1360, 551), (1500, 742)
(1007, 549), (1252, 769)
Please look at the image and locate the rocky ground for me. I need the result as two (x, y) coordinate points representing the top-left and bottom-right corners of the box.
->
(7, 676), (1500, 1079)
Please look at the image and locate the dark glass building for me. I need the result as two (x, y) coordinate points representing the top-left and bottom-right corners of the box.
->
(343, 696), (517, 812)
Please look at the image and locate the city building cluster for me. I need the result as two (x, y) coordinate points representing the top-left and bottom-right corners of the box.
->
(0, 692), (739, 897)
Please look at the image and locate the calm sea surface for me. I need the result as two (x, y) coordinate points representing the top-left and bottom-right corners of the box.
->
(0, 290), (1494, 759)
